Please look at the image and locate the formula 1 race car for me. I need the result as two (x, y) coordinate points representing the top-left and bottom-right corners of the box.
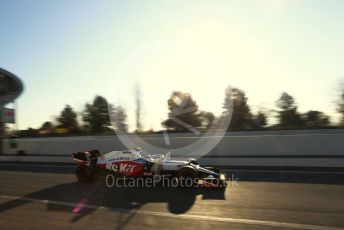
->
(72, 148), (227, 188)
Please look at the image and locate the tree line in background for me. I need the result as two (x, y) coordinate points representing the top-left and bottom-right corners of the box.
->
(15, 86), (344, 137)
(17, 96), (128, 137)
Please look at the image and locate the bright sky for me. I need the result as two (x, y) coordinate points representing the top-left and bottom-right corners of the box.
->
(1, 0), (344, 131)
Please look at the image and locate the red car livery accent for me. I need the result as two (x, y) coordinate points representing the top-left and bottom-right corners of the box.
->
(99, 161), (143, 177)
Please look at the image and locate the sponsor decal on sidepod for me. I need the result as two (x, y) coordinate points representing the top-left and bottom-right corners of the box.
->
(99, 161), (143, 176)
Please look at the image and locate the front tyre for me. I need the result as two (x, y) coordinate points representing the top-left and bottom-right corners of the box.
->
(76, 165), (93, 183)
(177, 167), (197, 188)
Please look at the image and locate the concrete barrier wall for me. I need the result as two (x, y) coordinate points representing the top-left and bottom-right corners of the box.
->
(1, 129), (344, 167)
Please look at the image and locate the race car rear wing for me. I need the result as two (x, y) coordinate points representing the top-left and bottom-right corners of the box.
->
(72, 150), (100, 164)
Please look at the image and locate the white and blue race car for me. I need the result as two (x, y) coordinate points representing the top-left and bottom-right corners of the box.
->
(72, 148), (227, 188)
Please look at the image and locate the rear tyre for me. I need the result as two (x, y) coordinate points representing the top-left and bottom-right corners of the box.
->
(76, 165), (93, 183)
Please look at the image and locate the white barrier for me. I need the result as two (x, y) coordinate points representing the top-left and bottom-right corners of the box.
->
(1, 129), (344, 167)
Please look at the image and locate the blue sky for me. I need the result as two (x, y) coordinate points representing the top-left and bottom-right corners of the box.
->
(1, 0), (344, 130)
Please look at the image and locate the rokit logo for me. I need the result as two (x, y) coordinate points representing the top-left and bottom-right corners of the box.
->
(106, 162), (137, 173)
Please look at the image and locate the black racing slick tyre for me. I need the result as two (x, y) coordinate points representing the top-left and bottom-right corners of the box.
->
(76, 165), (93, 183)
(177, 167), (197, 188)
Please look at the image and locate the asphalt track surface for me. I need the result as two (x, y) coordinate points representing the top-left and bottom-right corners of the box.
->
(0, 163), (344, 230)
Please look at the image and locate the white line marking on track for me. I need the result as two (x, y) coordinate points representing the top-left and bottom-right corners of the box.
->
(0, 195), (343, 230)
